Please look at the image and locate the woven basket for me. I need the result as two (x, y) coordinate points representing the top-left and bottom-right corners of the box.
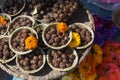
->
(0, 1), (95, 80)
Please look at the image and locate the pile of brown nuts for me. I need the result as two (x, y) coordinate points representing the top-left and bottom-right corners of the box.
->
(18, 48), (43, 70)
(21, 0), (57, 18)
(12, 29), (35, 52)
(21, 0), (46, 16)
(50, 48), (75, 68)
(0, 37), (15, 60)
(2, 0), (24, 15)
(9, 17), (33, 33)
(0, 25), (7, 35)
(45, 26), (69, 47)
(35, 26), (47, 49)
(20, 0), (79, 23)
(41, 0), (79, 23)
(70, 24), (92, 46)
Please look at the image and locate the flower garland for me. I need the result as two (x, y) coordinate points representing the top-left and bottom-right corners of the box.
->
(25, 35), (38, 50)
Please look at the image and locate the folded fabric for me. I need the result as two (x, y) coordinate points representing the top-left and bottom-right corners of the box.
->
(93, 15), (118, 46)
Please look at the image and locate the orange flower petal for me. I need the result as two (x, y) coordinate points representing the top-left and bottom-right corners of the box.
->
(25, 35), (38, 50)
(57, 22), (68, 33)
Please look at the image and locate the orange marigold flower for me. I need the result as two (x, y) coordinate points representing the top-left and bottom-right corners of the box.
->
(78, 53), (95, 76)
(57, 22), (68, 33)
(78, 44), (103, 80)
(0, 16), (7, 26)
(81, 72), (97, 80)
(25, 35), (38, 50)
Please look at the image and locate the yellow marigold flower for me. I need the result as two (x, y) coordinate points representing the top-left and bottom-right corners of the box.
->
(25, 35), (38, 50)
(79, 62), (92, 75)
(78, 53), (97, 80)
(78, 53), (95, 75)
(78, 44), (103, 78)
(93, 56), (102, 67)
(57, 22), (68, 33)
(62, 73), (80, 80)
(69, 32), (81, 48)
(77, 44), (103, 80)
(93, 44), (103, 66)
(93, 44), (103, 55)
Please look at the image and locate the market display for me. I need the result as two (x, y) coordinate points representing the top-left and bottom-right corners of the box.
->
(0, 0), (94, 79)
(47, 47), (78, 71)
(0, 36), (16, 63)
(16, 48), (46, 73)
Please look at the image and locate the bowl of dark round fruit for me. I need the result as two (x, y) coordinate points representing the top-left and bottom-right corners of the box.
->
(0, 13), (11, 36)
(1, 0), (26, 16)
(34, 24), (48, 49)
(69, 23), (94, 49)
(16, 48), (46, 74)
(8, 15), (35, 34)
(47, 47), (78, 71)
(9, 27), (38, 55)
(0, 36), (16, 63)
(42, 22), (72, 49)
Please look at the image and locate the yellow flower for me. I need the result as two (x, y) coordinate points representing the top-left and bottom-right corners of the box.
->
(78, 53), (97, 80)
(25, 35), (38, 50)
(93, 44), (103, 66)
(62, 73), (80, 80)
(78, 53), (95, 75)
(93, 44), (103, 55)
(57, 22), (68, 33)
(78, 44), (103, 80)
(69, 32), (81, 48)
(79, 62), (92, 75)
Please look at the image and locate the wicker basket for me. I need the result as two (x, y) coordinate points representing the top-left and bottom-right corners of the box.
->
(0, 1), (95, 80)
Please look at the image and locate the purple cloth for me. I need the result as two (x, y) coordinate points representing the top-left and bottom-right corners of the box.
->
(93, 15), (119, 46)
